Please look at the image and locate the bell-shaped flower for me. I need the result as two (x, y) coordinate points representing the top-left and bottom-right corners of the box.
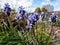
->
(18, 6), (23, 11)
(23, 13), (28, 19)
(26, 25), (30, 31)
(15, 13), (22, 21)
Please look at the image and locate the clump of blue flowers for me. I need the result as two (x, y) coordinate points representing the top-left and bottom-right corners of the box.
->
(26, 12), (39, 31)
(15, 6), (27, 21)
(28, 13), (39, 26)
(4, 3), (11, 16)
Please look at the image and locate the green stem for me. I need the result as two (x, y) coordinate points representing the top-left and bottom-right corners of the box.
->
(45, 23), (53, 45)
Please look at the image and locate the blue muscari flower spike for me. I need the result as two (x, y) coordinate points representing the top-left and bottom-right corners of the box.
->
(18, 6), (25, 17)
(28, 13), (33, 25)
(41, 12), (45, 18)
(33, 12), (39, 21)
(50, 13), (56, 23)
(31, 13), (38, 25)
(4, 3), (11, 16)
(28, 13), (38, 25)
(32, 15), (37, 22)
(40, 12), (45, 21)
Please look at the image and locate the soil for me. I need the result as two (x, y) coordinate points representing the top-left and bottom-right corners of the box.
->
(46, 25), (60, 45)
